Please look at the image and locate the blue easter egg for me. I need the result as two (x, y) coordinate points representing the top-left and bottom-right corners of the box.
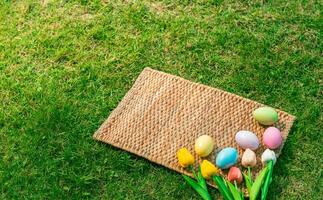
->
(215, 147), (238, 169)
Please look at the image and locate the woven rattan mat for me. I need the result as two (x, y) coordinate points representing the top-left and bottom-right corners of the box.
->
(94, 68), (295, 180)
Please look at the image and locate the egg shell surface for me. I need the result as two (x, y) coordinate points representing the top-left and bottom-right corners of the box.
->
(263, 127), (282, 149)
(235, 130), (259, 150)
(215, 147), (238, 169)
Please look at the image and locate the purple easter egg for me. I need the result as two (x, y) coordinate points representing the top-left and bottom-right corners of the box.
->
(235, 130), (259, 150)
(263, 127), (282, 149)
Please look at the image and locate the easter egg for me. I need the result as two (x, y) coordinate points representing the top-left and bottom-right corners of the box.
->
(263, 127), (282, 149)
(235, 130), (259, 150)
(195, 135), (214, 157)
(215, 147), (238, 169)
(253, 107), (279, 125)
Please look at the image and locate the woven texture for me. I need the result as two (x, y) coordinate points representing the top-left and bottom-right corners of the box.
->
(94, 67), (295, 183)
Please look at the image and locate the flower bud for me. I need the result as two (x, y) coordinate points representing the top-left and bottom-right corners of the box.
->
(241, 148), (257, 167)
(227, 166), (243, 184)
(261, 149), (277, 165)
(177, 148), (195, 168)
(200, 160), (219, 179)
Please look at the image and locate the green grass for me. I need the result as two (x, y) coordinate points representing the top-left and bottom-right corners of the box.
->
(0, 0), (321, 199)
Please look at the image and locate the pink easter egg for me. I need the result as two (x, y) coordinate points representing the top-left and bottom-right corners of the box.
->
(263, 127), (282, 149)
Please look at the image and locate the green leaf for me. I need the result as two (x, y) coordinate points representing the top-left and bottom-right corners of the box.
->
(227, 181), (243, 200)
(197, 167), (208, 191)
(249, 166), (269, 200)
(213, 175), (234, 200)
(243, 172), (252, 194)
(261, 161), (274, 200)
(182, 175), (212, 200)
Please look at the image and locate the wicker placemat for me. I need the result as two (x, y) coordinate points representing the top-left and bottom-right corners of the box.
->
(93, 67), (295, 182)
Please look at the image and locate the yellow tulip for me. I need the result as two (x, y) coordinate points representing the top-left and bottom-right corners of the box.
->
(177, 148), (195, 168)
(200, 160), (219, 179)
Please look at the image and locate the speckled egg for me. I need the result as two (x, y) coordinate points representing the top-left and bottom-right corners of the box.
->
(263, 127), (282, 149)
(195, 135), (214, 157)
(253, 107), (279, 125)
(235, 130), (259, 150)
(215, 147), (238, 169)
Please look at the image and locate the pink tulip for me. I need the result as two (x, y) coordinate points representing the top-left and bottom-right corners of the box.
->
(227, 166), (243, 184)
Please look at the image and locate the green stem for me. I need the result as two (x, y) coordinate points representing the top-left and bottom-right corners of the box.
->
(248, 166), (252, 183)
(189, 165), (198, 180)
(234, 180), (244, 200)
(197, 167), (208, 191)
(234, 180), (238, 191)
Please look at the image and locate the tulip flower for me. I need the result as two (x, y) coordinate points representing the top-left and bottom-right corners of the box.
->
(227, 167), (244, 200)
(242, 148), (257, 183)
(260, 149), (276, 199)
(177, 148), (195, 168)
(200, 160), (219, 179)
(261, 149), (276, 165)
(227, 166), (243, 184)
(176, 150), (212, 200)
(242, 148), (257, 167)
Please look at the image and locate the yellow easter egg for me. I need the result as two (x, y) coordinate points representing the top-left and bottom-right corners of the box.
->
(195, 135), (214, 157)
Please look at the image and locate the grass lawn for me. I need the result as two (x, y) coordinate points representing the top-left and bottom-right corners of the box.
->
(0, 0), (321, 199)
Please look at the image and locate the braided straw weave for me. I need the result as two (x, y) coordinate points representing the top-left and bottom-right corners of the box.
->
(93, 67), (295, 186)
